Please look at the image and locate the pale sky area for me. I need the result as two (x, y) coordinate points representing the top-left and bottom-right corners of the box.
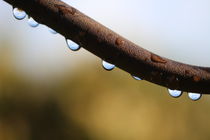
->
(0, 0), (210, 80)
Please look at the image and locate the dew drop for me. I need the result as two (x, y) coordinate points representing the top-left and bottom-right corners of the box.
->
(49, 28), (57, 34)
(69, 7), (76, 15)
(66, 39), (80, 51)
(132, 75), (142, 81)
(188, 92), (202, 101)
(28, 17), (39, 27)
(13, 8), (26, 20)
(168, 89), (182, 98)
(102, 60), (115, 71)
(115, 38), (124, 46)
(193, 76), (201, 82)
(151, 54), (167, 64)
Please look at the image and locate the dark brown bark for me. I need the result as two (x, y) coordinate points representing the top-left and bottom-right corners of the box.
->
(2, 0), (210, 93)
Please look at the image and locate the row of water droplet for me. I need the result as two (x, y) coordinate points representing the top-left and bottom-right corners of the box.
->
(168, 89), (202, 101)
(13, 8), (80, 51)
(13, 8), (57, 33)
(12, 8), (203, 101)
(102, 61), (202, 101)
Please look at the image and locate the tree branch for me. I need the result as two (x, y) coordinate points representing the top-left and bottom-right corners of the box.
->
(2, 0), (210, 93)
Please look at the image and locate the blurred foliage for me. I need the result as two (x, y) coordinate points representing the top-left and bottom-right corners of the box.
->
(1, 43), (210, 140)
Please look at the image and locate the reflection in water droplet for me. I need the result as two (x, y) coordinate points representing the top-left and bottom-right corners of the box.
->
(188, 92), (202, 101)
(13, 8), (26, 20)
(66, 39), (80, 51)
(49, 28), (57, 34)
(28, 17), (39, 27)
(168, 89), (182, 98)
(102, 60), (115, 71)
(132, 75), (142, 81)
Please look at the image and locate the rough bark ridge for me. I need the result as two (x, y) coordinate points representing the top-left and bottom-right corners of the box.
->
(2, 0), (210, 93)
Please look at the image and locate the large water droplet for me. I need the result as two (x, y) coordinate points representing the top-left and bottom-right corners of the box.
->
(102, 60), (115, 71)
(13, 8), (26, 20)
(28, 17), (39, 27)
(132, 75), (142, 81)
(168, 89), (182, 98)
(49, 28), (57, 34)
(66, 39), (80, 51)
(188, 92), (202, 101)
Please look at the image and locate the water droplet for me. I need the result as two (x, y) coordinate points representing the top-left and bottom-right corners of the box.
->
(28, 17), (39, 27)
(49, 28), (57, 34)
(188, 92), (202, 101)
(115, 38), (124, 46)
(66, 39), (80, 51)
(168, 89), (182, 98)
(151, 54), (167, 64)
(193, 76), (201, 82)
(132, 75), (142, 81)
(69, 7), (76, 15)
(102, 60), (115, 71)
(13, 8), (26, 20)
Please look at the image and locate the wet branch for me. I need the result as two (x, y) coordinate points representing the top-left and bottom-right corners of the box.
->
(3, 0), (210, 93)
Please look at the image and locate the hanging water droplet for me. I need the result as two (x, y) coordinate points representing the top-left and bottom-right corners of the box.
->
(102, 60), (115, 71)
(13, 8), (26, 20)
(168, 89), (182, 98)
(132, 75), (142, 81)
(66, 39), (80, 51)
(49, 28), (57, 34)
(27, 17), (39, 27)
(188, 92), (202, 101)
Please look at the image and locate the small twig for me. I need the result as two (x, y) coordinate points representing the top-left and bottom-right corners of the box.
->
(2, 0), (210, 93)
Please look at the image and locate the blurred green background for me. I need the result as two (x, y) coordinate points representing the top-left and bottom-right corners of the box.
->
(1, 0), (210, 140)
